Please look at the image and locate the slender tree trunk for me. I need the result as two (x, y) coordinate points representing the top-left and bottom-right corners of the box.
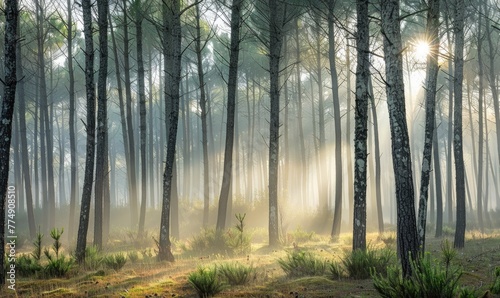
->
(216, 0), (242, 232)
(148, 46), (155, 209)
(122, 0), (138, 228)
(381, 0), (419, 275)
(417, 0), (440, 251)
(94, 0), (109, 249)
(352, 0), (369, 252)
(158, 0), (181, 262)
(453, 0), (466, 249)
(16, 16), (36, 239)
(444, 10), (454, 225)
(194, 2), (210, 228)
(76, 0), (96, 263)
(328, 0), (343, 239)
(476, 6), (485, 233)
(368, 76), (384, 234)
(137, 0), (148, 236)
(67, 0), (78, 241)
(268, 0), (284, 247)
(0, 0), (18, 284)
(345, 28), (354, 232)
(434, 115), (444, 237)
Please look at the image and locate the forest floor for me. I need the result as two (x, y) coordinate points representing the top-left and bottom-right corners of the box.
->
(3, 229), (500, 298)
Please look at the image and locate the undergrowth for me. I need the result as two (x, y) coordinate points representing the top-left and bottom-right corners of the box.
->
(218, 262), (256, 285)
(342, 246), (394, 279)
(277, 250), (328, 277)
(188, 266), (226, 298)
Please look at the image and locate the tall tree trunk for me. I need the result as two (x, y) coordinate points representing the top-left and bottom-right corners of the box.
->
(194, 2), (210, 228)
(368, 76), (384, 234)
(109, 10), (131, 212)
(476, 5), (485, 233)
(345, 27), (354, 232)
(328, 0), (343, 240)
(434, 115), (444, 237)
(148, 46), (155, 209)
(294, 19), (307, 208)
(122, 0), (138, 228)
(67, 0), (78, 241)
(137, 0), (148, 236)
(16, 16), (36, 239)
(0, 0), (18, 284)
(94, 0), (109, 249)
(452, 0), (466, 249)
(417, 0), (440, 252)
(444, 9), (454, 225)
(158, 0), (181, 262)
(484, 7), (500, 181)
(381, 0), (419, 276)
(76, 0), (96, 263)
(216, 0), (242, 232)
(353, 0), (369, 252)
(268, 0), (284, 247)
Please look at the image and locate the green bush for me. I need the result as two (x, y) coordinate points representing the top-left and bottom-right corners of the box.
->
(491, 267), (500, 294)
(127, 251), (139, 263)
(287, 227), (316, 244)
(277, 250), (328, 277)
(185, 227), (251, 257)
(16, 254), (42, 277)
(329, 261), (344, 280)
(373, 254), (462, 298)
(218, 262), (256, 285)
(85, 245), (103, 270)
(103, 253), (127, 271)
(342, 247), (394, 279)
(188, 267), (226, 298)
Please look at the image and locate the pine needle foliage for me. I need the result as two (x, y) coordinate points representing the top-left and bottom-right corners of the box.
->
(277, 250), (328, 277)
(342, 247), (394, 279)
(103, 253), (127, 271)
(218, 262), (256, 285)
(188, 267), (226, 298)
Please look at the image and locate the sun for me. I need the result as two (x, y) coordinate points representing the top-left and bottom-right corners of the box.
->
(413, 40), (430, 62)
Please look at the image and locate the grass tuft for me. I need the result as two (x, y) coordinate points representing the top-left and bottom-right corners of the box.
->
(103, 253), (127, 271)
(218, 262), (256, 285)
(188, 266), (226, 298)
(277, 250), (328, 277)
(342, 246), (394, 279)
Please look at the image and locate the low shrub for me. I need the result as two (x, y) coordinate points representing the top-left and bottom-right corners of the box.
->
(16, 254), (42, 277)
(286, 227), (316, 244)
(188, 267), (226, 298)
(184, 227), (251, 257)
(127, 251), (139, 263)
(43, 228), (74, 278)
(85, 245), (103, 270)
(373, 253), (462, 298)
(218, 262), (256, 285)
(329, 261), (344, 280)
(278, 250), (328, 277)
(103, 253), (127, 271)
(491, 267), (500, 294)
(343, 247), (394, 279)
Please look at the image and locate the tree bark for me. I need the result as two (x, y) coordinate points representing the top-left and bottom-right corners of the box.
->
(94, 0), (109, 250)
(380, 0), (419, 276)
(76, 0), (96, 263)
(158, 0), (182, 262)
(352, 0), (369, 252)
(328, 0), (343, 240)
(0, 0), (18, 284)
(453, 0), (466, 249)
(417, 0), (440, 252)
(216, 0), (243, 232)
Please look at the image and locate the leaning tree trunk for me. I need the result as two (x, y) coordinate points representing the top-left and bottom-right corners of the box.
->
(0, 0), (18, 285)
(417, 0), (440, 252)
(328, 0), (343, 240)
(94, 0), (109, 250)
(158, 0), (181, 262)
(453, 0), (466, 249)
(380, 0), (419, 276)
(215, 0), (243, 232)
(75, 0), (96, 264)
(352, 0), (369, 252)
